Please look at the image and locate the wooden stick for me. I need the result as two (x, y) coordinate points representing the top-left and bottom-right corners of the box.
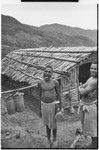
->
(1, 84), (37, 95)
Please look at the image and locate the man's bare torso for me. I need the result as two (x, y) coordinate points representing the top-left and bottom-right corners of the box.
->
(40, 79), (57, 103)
(80, 77), (97, 103)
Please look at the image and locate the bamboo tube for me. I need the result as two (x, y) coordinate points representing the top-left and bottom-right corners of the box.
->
(13, 53), (78, 63)
(14, 50), (95, 53)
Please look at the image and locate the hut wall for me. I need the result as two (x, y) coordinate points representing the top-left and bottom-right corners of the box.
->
(61, 77), (69, 92)
(61, 67), (78, 108)
(70, 67), (77, 87)
(61, 67), (77, 92)
(25, 86), (40, 100)
(1, 75), (30, 92)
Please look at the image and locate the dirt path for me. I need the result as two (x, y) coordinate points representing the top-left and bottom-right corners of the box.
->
(1, 93), (81, 148)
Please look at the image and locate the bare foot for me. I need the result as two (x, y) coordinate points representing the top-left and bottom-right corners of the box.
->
(46, 140), (51, 148)
(52, 140), (58, 148)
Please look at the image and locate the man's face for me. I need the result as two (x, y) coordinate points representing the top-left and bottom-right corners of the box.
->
(43, 67), (52, 81)
(90, 64), (97, 77)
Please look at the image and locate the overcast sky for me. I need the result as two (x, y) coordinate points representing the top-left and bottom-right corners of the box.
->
(1, 1), (98, 29)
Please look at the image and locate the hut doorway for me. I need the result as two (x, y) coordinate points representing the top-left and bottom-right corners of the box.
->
(79, 62), (92, 84)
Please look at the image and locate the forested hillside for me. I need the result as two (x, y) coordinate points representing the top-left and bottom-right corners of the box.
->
(1, 15), (97, 58)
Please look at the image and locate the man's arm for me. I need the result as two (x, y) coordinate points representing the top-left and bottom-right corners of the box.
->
(79, 79), (89, 88)
(79, 80), (97, 95)
(54, 80), (62, 110)
(82, 82), (88, 88)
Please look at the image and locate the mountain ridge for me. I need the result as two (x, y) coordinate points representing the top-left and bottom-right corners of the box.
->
(1, 14), (97, 58)
(39, 23), (97, 43)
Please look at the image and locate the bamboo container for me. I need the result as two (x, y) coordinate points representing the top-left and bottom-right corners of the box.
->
(13, 92), (25, 112)
(6, 96), (16, 115)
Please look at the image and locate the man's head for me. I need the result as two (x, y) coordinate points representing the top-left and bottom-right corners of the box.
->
(43, 65), (53, 81)
(90, 62), (97, 78)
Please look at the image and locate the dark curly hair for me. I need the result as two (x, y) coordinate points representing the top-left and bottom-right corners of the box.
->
(44, 65), (53, 71)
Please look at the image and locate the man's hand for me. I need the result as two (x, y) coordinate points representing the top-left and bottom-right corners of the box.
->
(79, 82), (83, 86)
(57, 107), (64, 113)
(61, 108), (64, 113)
(79, 82), (84, 88)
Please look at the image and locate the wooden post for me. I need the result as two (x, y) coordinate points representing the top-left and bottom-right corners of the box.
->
(68, 74), (74, 113)
(76, 63), (81, 114)
(59, 76), (63, 108)
(76, 64), (80, 101)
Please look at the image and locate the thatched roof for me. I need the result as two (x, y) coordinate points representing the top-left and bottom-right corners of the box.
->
(2, 46), (97, 85)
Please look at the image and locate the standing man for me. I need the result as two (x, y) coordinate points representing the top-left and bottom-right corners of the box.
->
(38, 65), (62, 148)
(78, 62), (97, 148)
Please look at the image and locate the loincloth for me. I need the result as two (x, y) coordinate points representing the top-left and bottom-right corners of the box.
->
(41, 101), (59, 129)
(79, 100), (97, 137)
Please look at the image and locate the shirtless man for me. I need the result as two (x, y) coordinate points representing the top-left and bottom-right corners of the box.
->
(78, 62), (97, 148)
(38, 65), (62, 148)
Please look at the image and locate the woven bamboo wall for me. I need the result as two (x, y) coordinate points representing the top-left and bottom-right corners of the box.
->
(61, 66), (78, 108)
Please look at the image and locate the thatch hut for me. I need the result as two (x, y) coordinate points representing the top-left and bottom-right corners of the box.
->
(2, 46), (97, 108)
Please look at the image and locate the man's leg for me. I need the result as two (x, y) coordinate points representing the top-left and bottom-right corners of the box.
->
(53, 127), (57, 142)
(52, 127), (58, 148)
(46, 125), (51, 147)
